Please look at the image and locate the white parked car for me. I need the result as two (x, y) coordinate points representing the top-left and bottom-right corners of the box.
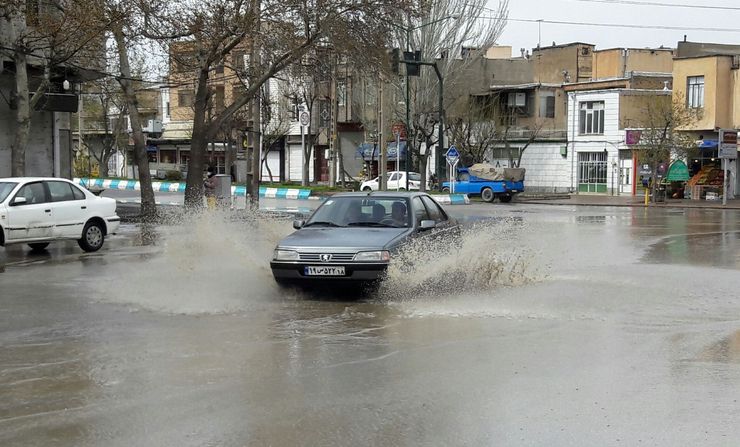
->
(360, 171), (426, 191)
(0, 177), (120, 252)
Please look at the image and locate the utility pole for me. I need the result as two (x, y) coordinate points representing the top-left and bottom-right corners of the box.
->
(328, 53), (337, 187)
(249, 0), (262, 205)
(379, 80), (386, 190)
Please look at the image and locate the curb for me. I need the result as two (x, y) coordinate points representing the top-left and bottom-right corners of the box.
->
(432, 194), (470, 205)
(75, 178), (315, 200)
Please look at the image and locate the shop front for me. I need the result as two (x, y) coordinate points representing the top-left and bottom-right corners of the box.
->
(356, 141), (408, 180)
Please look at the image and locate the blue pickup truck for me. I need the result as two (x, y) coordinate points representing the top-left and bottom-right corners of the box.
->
(441, 164), (525, 203)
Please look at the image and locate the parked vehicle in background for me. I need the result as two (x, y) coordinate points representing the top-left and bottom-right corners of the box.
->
(441, 164), (525, 203)
(270, 191), (459, 287)
(360, 171), (426, 191)
(0, 178), (120, 252)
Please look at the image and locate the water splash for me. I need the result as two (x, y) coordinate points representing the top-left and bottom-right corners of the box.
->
(92, 208), (298, 315)
(378, 219), (545, 301)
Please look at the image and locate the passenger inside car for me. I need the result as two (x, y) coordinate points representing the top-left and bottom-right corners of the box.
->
(390, 201), (407, 226)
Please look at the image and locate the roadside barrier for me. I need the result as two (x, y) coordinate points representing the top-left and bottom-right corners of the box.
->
(432, 194), (470, 205)
(74, 179), (469, 205)
(75, 178), (312, 199)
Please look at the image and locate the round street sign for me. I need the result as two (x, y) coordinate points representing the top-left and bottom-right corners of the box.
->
(299, 111), (310, 127)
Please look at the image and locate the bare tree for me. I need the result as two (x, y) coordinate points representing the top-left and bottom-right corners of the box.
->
(108, 2), (158, 219)
(82, 78), (128, 178)
(392, 0), (509, 191)
(633, 92), (698, 194)
(146, 0), (404, 208)
(447, 99), (498, 165)
(1, 0), (109, 176)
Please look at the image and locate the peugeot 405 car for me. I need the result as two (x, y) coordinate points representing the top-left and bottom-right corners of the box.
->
(0, 177), (120, 252)
(270, 191), (458, 287)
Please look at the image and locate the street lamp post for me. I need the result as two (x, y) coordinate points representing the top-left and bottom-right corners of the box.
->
(391, 13), (458, 190)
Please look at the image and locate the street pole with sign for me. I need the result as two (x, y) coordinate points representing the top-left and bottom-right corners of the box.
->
(719, 129), (737, 206)
(395, 131), (400, 190)
(300, 110), (310, 184)
(446, 146), (459, 194)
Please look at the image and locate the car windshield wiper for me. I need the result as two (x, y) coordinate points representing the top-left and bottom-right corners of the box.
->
(346, 221), (397, 227)
(303, 221), (342, 227)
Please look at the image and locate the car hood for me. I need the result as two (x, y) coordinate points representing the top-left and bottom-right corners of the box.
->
(277, 227), (408, 251)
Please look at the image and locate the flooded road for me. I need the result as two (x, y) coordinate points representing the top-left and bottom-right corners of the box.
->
(2, 204), (740, 446)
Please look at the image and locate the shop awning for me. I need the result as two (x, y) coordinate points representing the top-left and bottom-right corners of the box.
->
(666, 160), (690, 181)
(356, 141), (407, 161)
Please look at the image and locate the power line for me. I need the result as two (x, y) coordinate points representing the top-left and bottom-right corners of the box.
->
(480, 16), (740, 33)
(572, 0), (740, 12)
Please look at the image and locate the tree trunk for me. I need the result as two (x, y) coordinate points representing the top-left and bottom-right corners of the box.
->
(113, 26), (156, 219)
(184, 66), (212, 208)
(12, 49), (30, 176)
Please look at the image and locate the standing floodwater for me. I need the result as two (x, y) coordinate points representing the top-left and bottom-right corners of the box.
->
(2, 204), (740, 446)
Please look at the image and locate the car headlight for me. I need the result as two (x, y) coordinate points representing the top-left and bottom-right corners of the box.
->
(274, 249), (300, 261)
(353, 250), (390, 262)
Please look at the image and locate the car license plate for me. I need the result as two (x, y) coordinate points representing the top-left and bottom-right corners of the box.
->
(305, 266), (346, 276)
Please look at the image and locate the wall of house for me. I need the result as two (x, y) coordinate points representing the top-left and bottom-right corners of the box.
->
(619, 91), (671, 129)
(732, 69), (740, 128)
(567, 90), (623, 194)
(625, 49), (674, 74)
(592, 49), (624, 79)
(487, 143), (571, 193)
(338, 131), (364, 182)
(0, 77), (64, 177)
(673, 56), (724, 131)
(532, 43), (594, 84)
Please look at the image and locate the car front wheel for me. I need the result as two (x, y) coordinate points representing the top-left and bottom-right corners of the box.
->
(499, 194), (513, 203)
(78, 221), (105, 252)
(362, 186), (372, 191)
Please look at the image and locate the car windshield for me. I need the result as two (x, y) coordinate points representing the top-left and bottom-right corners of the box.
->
(305, 196), (411, 228)
(0, 182), (18, 203)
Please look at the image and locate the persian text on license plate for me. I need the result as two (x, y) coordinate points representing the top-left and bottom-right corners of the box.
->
(305, 266), (346, 276)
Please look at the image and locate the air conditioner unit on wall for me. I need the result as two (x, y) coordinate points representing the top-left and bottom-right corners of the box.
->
(507, 92), (526, 107)
(142, 119), (163, 134)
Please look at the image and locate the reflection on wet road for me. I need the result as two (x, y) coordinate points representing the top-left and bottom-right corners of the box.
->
(2, 205), (740, 446)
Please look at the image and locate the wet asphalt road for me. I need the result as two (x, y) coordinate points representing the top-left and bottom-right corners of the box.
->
(2, 203), (740, 446)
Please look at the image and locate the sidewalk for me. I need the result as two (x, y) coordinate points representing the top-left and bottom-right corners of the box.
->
(516, 194), (740, 210)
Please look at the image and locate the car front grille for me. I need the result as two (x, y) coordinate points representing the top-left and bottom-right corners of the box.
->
(299, 252), (356, 261)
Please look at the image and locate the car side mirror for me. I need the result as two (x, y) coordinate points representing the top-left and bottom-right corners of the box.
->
(11, 196), (27, 206)
(293, 220), (305, 229)
(419, 220), (436, 230)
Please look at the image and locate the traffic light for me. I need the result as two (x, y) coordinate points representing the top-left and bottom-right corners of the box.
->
(390, 48), (400, 74)
(404, 51), (421, 77)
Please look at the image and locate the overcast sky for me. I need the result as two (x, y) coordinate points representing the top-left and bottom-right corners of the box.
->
(493, 0), (740, 55)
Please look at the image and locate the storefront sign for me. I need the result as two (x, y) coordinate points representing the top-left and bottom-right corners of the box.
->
(625, 130), (642, 146)
(666, 160), (690, 181)
(719, 129), (738, 159)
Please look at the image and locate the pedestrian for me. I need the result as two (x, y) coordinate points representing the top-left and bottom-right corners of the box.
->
(204, 166), (217, 209)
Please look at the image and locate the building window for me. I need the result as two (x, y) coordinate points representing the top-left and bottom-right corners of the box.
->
(579, 101), (605, 135)
(687, 76), (704, 109)
(159, 150), (177, 164)
(337, 80), (346, 107)
(178, 90), (194, 107)
(539, 93), (555, 118)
